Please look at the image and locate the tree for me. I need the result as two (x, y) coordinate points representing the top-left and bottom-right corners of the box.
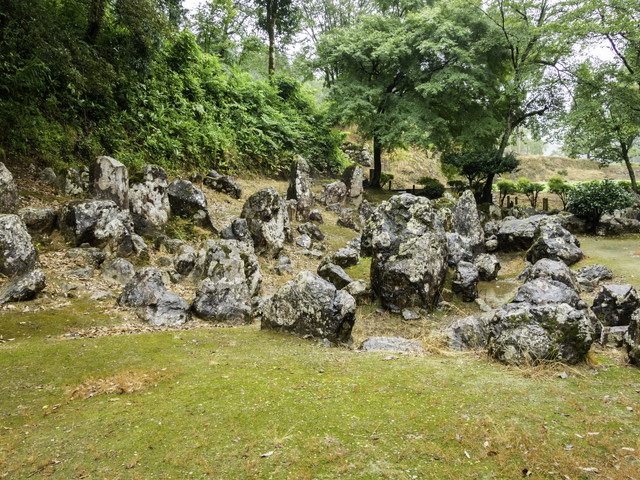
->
(191, 0), (250, 60)
(441, 150), (519, 199)
(567, 179), (635, 232)
(496, 178), (517, 206)
(251, 0), (301, 76)
(547, 176), (571, 209)
(562, 63), (640, 192)
(516, 177), (545, 209)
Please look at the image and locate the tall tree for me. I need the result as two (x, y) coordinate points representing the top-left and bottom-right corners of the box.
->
(251, 0), (300, 75)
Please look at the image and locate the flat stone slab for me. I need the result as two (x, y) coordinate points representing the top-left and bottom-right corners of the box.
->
(360, 337), (424, 353)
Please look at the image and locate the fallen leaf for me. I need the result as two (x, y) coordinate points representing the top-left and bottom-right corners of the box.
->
(464, 450), (470, 459)
(260, 451), (274, 458)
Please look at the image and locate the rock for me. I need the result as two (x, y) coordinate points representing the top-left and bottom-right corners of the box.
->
(174, 246), (197, 276)
(402, 308), (421, 321)
(452, 261), (479, 302)
(65, 266), (94, 278)
(446, 233), (473, 267)
(0, 269), (46, 304)
(66, 247), (107, 268)
(192, 278), (253, 324)
(337, 208), (359, 231)
(90, 290), (115, 301)
(344, 280), (371, 305)
(58, 200), (145, 258)
(526, 221), (584, 266)
(343, 165), (363, 204)
(451, 190), (485, 254)
(55, 168), (87, 196)
(360, 337), (423, 353)
(261, 270), (356, 344)
(203, 169), (242, 199)
(367, 194), (448, 312)
(488, 302), (595, 365)
(220, 218), (252, 244)
(320, 181), (347, 206)
(513, 278), (587, 310)
(90, 156), (129, 209)
(624, 309), (640, 365)
(0, 215), (39, 277)
(190, 239), (262, 299)
(129, 165), (170, 236)
(295, 234), (312, 249)
(241, 187), (291, 258)
(497, 214), (550, 251)
(154, 236), (184, 254)
(297, 249), (324, 258)
(520, 258), (579, 291)
(576, 264), (613, 292)
(0, 162), (18, 213)
(309, 209), (323, 223)
(358, 200), (374, 225)
(475, 297), (493, 312)
(317, 262), (353, 289)
(601, 325), (628, 347)
(118, 267), (190, 326)
(101, 258), (135, 285)
(286, 157), (314, 221)
(330, 247), (359, 269)
(473, 253), (501, 282)
(38, 167), (57, 185)
(444, 315), (490, 351)
(297, 222), (324, 241)
(346, 236), (362, 256)
(18, 207), (57, 238)
(274, 256), (293, 276)
(485, 236), (499, 252)
(592, 284), (640, 328)
(167, 179), (214, 230)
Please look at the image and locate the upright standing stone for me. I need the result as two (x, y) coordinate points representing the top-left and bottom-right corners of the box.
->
(241, 187), (291, 258)
(129, 165), (170, 235)
(90, 156), (129, 209)
(0, 162), (17, 214)
(343, 165), (364, 205)
(167, 179), (214, 230)
(0, 215), (39, 277)
(286, 157), (314, 221)
(451, 190), (485, 254)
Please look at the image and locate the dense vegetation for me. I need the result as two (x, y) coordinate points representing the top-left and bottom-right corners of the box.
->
(1, 0), (639, 190)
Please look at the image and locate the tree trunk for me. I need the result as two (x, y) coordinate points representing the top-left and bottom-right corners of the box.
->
(267, 18), (276, 76)
(372, 135), (382, 189)
(621, 142), (638, 193)
(86, 0), (107, 45)
(481, 126), (513, 204)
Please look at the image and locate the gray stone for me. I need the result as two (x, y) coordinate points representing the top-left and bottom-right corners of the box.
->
(343, 280), (371, 305)
(167, 179), (214, 230)
(446, 232), (473, 267)
(55, 168), (86, 196)
(520, 258), (579, 291)
(485, 236), (499, 252)
(0, 215), (38, 277)
(65, 266), (94, 278)
(337, 208), (359, 231)
(174, 246), (197, 276)
(360, 337), (423, 353)
(129, 165), (170, 236)
(317, 262), (353, 289)
(320, 181), (347, 206)
(624, 309), (640, 365)
(90, 290), (115, 301)
(204, 169), (242, 199)
(444, 315), (490, 351)
(474, 253), (501, 282)
(286, 157), (314, 221)
(192, 278), (253, 324)
(38, 167), (57, 185)
(90, 156), (129, 209)
(261, 270), (356, 344)
(592, 284), (640, 328)
(101, 258), (135, 285)
(601, 325), (628, 347)
(274, 256), (293, 276)
(576, 264), (613, 292)
(241, 187), (291, 258)
(295, 234), (312, 249)
(451, 190), (485, 254)
(526, 221), (584, 266)
(513, 278), (587, 310)
(18, 207), (57, 238)
(330, 247), (359, 269)
(154, 236), (184, 254)
(297, 249), (324, 258)
(309, 209), (323, 223)
(66, 247), (107, 268)
(366, 194), (448, 312)
(402, 308), (421, 321)
(118, 267), (190, 326)
(497, 215), (550, 251)
(452, 261), (479, 302)
(0, 162), (18, 214)
(220, 218), (252, 244)
(0, 269), (46, 304)
(344, 165), (363, 203)
(297, 222), (324, 241)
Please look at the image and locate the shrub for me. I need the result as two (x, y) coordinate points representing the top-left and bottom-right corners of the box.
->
(417, 176), (445, 199)
(567, 179), (635, 232)
(516, 177), (545, 209)
(496, 179), (517, 207)
(557, 169), (568, 176)
(447, 180), (467, 194)
(380, 172), (394, 189)
(547, 176), (572, 209)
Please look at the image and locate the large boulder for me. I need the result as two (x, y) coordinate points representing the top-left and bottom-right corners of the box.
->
(167, 179), (214, 230)
(241, 187), (291, 258)
(118, 267), (190, 326)
(487, 302), (595, 365)
(0, 215), (39, 277)
(576, 264), (613, 292)
(317, 262), (353, 289)
(0, 269), (46, 304)
(445, 232), (473, 267)
(101, 258), (135, 285)
(203, 170), (242, 199)
(497, 215), (550, 251)
(18, 207), (57, 238)
(191, 278), (253, 324)
(90, 156), (129, 209)
(0, 162), (18, 214)
(592, 284), (640, 328)
(286, 157), (314, 221)
(526, 221), (584, 266)
(452, 261), (479, 302)
(444, 315), (490, 351)
(520, 258), (580, 291)
(320, 181), (347, 206)
(261, 270), (356, 345)
(129, 165), (170, 236)
(512, 278), (587, 310)
(451, 190), (485, 254)
(473, 253), (501, 282)
(624, 309), (640, 365)
(366, 194), (447, 311)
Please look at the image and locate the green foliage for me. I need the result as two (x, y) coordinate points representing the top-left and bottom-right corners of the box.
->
(515, 177), (545, 209)
(379, 172), (394, 188)
(417, 176), (445, 199)
(547, 176), (572, 209)
(567, 179), (635, 232)
(557, 169), (568, 176)
(496, 179), (517, 207)
(441, 150), (519, 198)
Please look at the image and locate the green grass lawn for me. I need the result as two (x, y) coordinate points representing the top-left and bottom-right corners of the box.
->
(1, 317), (639, 479)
